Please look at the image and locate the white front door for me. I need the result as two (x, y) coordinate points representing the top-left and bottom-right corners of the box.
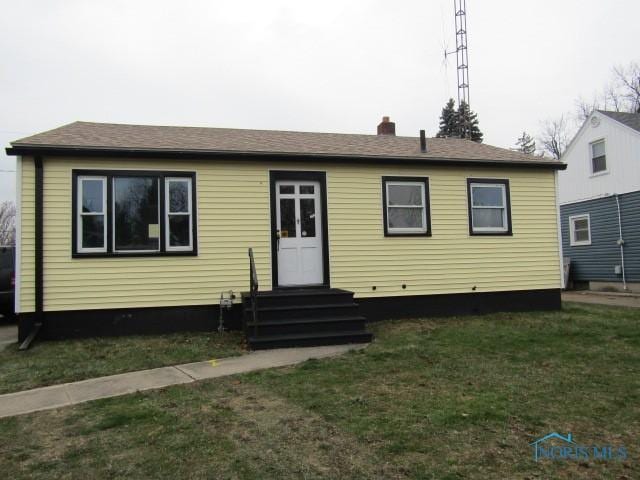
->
(275, 180), (324, 286)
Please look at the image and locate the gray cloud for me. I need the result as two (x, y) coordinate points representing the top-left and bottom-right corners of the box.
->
(1, 0), (638, 202)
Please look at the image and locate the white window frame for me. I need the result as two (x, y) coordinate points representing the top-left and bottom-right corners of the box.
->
(77, 176), (107, 253)
(385, 181), (428, 234)
(589, 139), (608, 176)
(569, 214), (591, 246)
(112, 176), (161, 254)
(164, 177), (194, 252)
(469, 183), (509, 233)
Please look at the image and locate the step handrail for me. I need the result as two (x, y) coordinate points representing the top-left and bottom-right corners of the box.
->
(248, 248), (259, 336)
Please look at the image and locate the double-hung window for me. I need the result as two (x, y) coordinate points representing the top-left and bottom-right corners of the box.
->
(77, 176), (107, 253)
(590, 139), (607, 174)
(382, 177), (431, 236)
(467, 179), (512, 235)
(165, 177), (194, 251)
(73, 170), (197, 257)
(569, 214), (591, 246)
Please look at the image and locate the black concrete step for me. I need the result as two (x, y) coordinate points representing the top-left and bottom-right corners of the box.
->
(247, 330), (374, 350)
(254, 303), (360, 322)
(245, 315), (367, 336)
(241, 288), (354, 308)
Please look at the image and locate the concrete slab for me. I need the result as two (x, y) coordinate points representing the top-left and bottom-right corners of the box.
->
(563, 291), (640, 308)
(65, 366), (193, 404)
(0, 384), (71, 418)
(177, 344), (365, 380)
(0, 343), (367, 419)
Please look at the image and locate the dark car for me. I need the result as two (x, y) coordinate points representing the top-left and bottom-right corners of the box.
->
(0, 246), (15, 321)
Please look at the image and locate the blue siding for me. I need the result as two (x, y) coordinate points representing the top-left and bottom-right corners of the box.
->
(560, 191), (640, 282)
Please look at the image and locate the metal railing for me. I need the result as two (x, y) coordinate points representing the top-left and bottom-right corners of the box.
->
(248, 248), (259, 336)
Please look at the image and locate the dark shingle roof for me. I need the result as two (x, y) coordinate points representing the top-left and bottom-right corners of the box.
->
(598, 110), (640, 133)
(9, 121), (563, 168)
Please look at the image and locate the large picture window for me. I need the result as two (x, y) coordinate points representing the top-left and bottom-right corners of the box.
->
(114, 177), (160, 252)
(467, 178), (512, 235)
(382, 177), (431, 236)
(73, 170), (197, 257)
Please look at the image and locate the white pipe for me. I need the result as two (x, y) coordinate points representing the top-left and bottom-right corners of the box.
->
(615, 194), (627, 291)
(554, 171), (565, 289)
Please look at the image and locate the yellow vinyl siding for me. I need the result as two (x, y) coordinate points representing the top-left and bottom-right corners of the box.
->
(18, 156), (560, 312)
(19, 158), (36, 313)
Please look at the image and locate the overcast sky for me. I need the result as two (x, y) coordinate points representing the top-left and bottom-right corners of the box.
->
(1, 0), (638, 203)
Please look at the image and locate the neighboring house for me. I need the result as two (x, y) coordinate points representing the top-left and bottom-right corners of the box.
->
(559, 110), (640, 292)
(6, 118), (565, 348)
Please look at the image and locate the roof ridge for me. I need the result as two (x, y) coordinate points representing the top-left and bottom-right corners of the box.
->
(70, 120), (427, 140)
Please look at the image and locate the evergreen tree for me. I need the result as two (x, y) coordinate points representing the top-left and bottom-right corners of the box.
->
(515, 131), (536, 154)
(436, 98), (458, 138)
(456, 100), (483, 143)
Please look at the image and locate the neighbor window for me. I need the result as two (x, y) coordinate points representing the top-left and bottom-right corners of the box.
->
(73, 170), (197, 257)
(569, 214), (591, 246)
(382, 177), (431, 236)
(590, 140), (607, 174)
(467, 179), (512, 235)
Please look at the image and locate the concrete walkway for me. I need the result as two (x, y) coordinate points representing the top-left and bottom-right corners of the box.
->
(562, 291), (640, 308)
(0, 343), (366, 419)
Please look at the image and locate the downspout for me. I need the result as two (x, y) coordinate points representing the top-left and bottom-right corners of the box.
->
(554, 171), (565, 289)
(615, 194), (627, 291)
(19, 156), (43, 350)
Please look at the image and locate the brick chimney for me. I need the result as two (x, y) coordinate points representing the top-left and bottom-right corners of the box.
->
(377, 116), (396, 135)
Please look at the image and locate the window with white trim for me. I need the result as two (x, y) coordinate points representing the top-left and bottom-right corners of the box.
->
(73, 171), (197, 257)
(382, 177), (431, 236)
(468, 179), (511, 235)
(569, 214), (591, 246)
(165, 177), (193, 251)
(590, 139), (607, 174)
(77, 176), (107, 253)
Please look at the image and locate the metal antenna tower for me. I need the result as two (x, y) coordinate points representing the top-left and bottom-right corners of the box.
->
(453, 0), (470, 109)
(444, 0), (471, 138)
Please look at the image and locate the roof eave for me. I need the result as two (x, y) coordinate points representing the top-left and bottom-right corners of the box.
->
(5, 145), (567, 170)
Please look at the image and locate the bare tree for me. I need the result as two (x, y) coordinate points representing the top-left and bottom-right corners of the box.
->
(571, 62), (640, 123)
(612, 62), (640, 113)
(538, 116), (571, 160)
(0, 201), (16, 246)
(603, 82), (623, 112)
(574, 95), (599, 123)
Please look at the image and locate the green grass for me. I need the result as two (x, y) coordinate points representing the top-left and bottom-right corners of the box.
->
(0, 302), (638, 479)
(0, 330), (244, 394)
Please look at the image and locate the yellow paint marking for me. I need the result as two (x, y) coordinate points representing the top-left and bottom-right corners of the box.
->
(209, 359), (218, 367)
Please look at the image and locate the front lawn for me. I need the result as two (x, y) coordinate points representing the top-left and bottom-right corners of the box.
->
(0, 303), (638, 479)
(0, 330), (244, 394)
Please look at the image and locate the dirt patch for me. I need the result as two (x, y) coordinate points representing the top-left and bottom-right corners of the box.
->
(216, 379), (405, 479)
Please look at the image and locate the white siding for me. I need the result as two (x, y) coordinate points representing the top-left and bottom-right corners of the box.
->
(559, 112), (640, 204)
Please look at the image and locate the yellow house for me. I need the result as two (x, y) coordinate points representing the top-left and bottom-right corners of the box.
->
(6, 118), (566, 348)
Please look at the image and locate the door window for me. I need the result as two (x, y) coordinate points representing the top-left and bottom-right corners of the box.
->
(279, 198), (296, 238)
(300, 198), (316, 237)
